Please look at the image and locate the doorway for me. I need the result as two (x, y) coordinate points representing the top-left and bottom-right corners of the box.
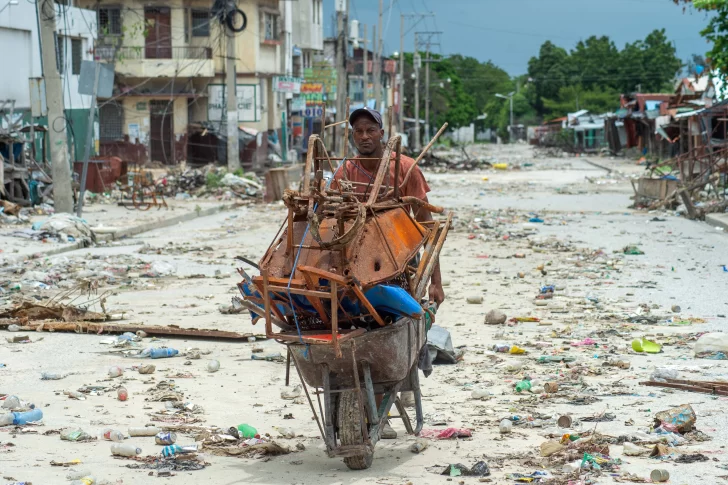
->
(144, 7), (172, 59)
(150, 100), (173, 164)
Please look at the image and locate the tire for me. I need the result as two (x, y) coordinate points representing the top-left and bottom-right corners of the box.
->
(337, 390), (373, 470)
(225, 8), (247, 32)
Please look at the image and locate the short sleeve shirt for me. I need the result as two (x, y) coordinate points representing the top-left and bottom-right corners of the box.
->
(331, 153), (430, 201)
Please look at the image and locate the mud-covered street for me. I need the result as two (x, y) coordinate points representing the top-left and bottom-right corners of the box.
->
(2, 144), (728, 484)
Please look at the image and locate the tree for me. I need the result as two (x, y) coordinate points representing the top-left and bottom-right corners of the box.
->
(673, 1), (728, 80)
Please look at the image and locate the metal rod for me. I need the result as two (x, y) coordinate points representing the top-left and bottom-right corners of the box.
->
(399, 122), (448, 190)
(291, 353), (326, 441)
(362, 361), (380, 425)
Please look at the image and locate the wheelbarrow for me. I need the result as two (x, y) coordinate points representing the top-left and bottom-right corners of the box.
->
(236, 125), (451, 469)
(287, 314), (427, 469)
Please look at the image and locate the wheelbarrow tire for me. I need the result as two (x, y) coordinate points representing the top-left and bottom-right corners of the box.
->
(338, 390), (373, 470)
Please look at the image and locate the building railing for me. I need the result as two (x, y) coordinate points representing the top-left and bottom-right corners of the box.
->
(96, 45), (212, 61)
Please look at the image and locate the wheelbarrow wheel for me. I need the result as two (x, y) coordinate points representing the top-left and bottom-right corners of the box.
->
(338, 390), (373, 470)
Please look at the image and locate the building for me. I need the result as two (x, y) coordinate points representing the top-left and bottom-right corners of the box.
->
(75, 0), (288, 168)
(0, 0), (96, 161)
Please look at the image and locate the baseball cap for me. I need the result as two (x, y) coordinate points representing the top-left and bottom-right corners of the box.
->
(349, 107), (383, 129)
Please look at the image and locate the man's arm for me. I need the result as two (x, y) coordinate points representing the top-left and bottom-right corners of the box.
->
(414, 201), (445, 306)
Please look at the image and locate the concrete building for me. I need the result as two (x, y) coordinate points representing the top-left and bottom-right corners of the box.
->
(0, 0), (96, 160)
(75, 0), (286, 167)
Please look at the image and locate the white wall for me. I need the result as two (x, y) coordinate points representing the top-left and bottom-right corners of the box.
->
(0, 1), (96, 110)
(292, 0), (323, 51)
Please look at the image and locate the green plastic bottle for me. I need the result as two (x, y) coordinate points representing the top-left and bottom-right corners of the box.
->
(237, 423), (257, 438)
(515, 379), (532, 393)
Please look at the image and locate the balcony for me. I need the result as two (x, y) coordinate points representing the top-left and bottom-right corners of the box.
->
(103, 46), (214, 78)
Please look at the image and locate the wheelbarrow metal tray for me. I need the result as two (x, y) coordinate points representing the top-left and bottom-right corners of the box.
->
(289, 316), (425, 389)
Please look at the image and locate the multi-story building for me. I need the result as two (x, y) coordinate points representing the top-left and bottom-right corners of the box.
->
(78, 0), (286, 167)
(0, 0), (96, 161)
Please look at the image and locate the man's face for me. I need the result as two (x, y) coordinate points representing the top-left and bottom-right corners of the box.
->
(352, 117), (384, 155)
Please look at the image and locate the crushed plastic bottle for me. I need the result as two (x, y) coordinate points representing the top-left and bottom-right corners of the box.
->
(0, 408), (43, 426)
(237, 423), (258, 438)
(128, 426), (160, 437)
(61, 428), (92, 441)
(515, 379), (532, 393)
(499, 419), (513, 434)
(69, 476), (96, 485)
(149, 348), (179, 359)
(102, 428), (125, 442)
(110, 443), (141, 457)
(41, 371), (66, 380)
(1, 395), (21, 409)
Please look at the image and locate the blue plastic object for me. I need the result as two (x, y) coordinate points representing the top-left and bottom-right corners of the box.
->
(364, 285), (423, 318)
(149, 348), (179, 359)
(12, 408), (43, 425)
(529, 217), (544, 223)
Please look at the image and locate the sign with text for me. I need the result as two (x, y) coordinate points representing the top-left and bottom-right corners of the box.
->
(207, 84), (258, 122)
(273, 76), (302, 94)
(301, 82), (325, 106)
(291, 96), (306, 112)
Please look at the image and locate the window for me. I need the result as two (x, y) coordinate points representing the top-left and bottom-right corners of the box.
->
(313, 0), (321, 25)
(264, 12), (279, 41)
(71, 38), (82, 75)
(191, 9), (210, 37)
(54, 34), (64, 74)
(98, 7), (121, 36)
(99, 102), (123, 141)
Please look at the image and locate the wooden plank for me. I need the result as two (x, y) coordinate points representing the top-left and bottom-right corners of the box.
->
(262, 270), (273, 339)
(411, 220), (440, 294)
(297, 265), (348, 285)
(253, 276), (306, 289)
(415, 213), (452, 300)
(331, 280), (341, 358)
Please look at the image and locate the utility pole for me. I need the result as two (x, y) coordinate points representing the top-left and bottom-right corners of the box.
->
(496, 91), (515, 142)
(398, 13), (433, 141)
(413, 32), (420, 151)
(38, 0), (73, 213)
(398, 14), (404, 135)
(335, 0), (348, 155)
(424, 43), (430, 142)
(226, 28), (240, 171)
(362, 23), (367, 105)
(371, 25), (376, 105)
(373, 0), (383, 109)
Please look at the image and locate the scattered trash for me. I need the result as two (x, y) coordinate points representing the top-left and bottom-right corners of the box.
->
(138, 364), (156, 374)
(499, 419), (513, 434)
(654, 404), (696, 433)
(128, 426), (161, 437)
(650, 469), (670, 482)
(117, 387), (128, 401)
(60, 428), (94, 442)
(623, 245), (644, 255)
(466, 294), (483, 304)
(484, 309), (507, 324)
(632, 338), (662, 353)
(110, 443), (141, 457)
(280, 385), (302, 400)
(410, 438), (429, 453)
(206, 360), (220, 373)
(108, 366), (123, 378)
(102, 429), (124, 442)
(419, 428), (472, 439)
(694, 333), (728, 359)
(155, 432), (178, 445)
(441, 461), (490, 477)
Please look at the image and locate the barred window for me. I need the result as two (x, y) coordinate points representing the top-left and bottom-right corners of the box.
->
(71, 38), (82, 75)
(99, 102), (123, 141)
(99, 7), (121, 36)
(191, 10), (210, 37)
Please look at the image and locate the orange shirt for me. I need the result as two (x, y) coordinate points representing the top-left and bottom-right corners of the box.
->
(331, 153), (430, 201)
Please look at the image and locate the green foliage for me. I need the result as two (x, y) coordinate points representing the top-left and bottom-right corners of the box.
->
(205, 171), (224, 188)
(673, 0), (728, 80)
(528, 30), (681, 118)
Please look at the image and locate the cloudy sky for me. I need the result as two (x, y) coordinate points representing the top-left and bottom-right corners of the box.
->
(323, 0), (713, 74)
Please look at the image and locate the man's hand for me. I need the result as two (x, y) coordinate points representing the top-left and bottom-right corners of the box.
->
(428, 282), (445, 306)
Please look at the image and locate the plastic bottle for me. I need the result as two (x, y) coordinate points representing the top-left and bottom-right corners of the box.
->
(499, 419), (513, 434)
(128, 426), (160, 437)
(41, 371), (65, 380)
(149, 348), (179, 359)
(694, 333), (728, 357)
(515, 379), (532, 393)
(155, 431), (177, 445)
(0, 408), (43, 426)
(117, 387), (128, 401)
(111, 443), (141, 457)
(7, 324), (21, 332)
(237, 423), (258, 438)
(102, 428), (125, 442)
(1, 395), (21, 409)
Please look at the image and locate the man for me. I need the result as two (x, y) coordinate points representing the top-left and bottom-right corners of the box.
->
(332, 107), (444, 440)
(332, 107), (444, 305)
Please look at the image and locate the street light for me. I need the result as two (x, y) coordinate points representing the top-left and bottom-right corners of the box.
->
(495, 91), (516, 142)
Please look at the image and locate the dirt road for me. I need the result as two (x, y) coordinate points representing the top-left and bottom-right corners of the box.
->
(2, 144), (727, 484)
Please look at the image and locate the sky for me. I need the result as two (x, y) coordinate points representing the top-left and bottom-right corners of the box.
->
(323, 0), (713, 75)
